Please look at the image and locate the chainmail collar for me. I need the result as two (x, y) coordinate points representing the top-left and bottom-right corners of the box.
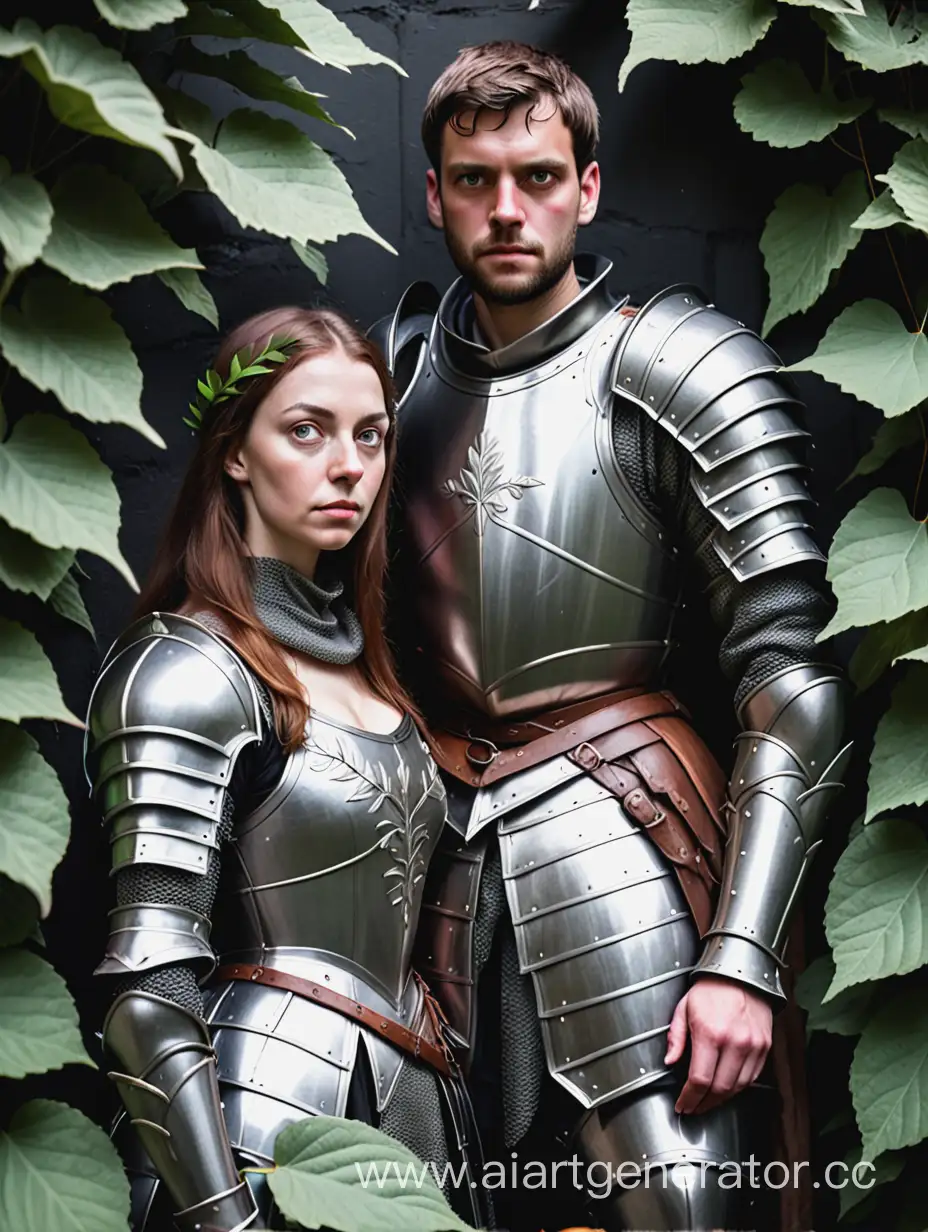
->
(437, 252), (623, 377)
(250, 556), (364, 664)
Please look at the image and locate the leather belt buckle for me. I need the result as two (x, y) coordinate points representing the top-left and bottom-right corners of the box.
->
(465, 735), (499, 767)
(574, 741), (603, 771)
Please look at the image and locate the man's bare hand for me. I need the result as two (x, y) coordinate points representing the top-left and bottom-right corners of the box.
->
(664, 976), (772, 1116)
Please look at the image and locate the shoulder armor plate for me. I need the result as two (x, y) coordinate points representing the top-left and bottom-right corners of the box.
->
(85, 613), (263, 878)
(374, 280), (439, 403)
(611, 285), (826, 581)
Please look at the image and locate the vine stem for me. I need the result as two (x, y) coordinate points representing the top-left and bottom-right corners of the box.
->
(914, 410), (928, 521)
(854, 118), (920, 332)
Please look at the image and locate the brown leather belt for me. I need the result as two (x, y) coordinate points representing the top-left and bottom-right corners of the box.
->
(215, 964), (455, 1078)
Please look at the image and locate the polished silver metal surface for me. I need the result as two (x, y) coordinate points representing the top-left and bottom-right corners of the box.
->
(497, 771), (698, 1109)
(397, 265), (680, 720)
(85, 612), (263, 879)
(695, 664), (851, 996)
(97, 903), (214, 977)
(575, 1082), (767, 1230)
(612, 285), (826, 581)
(104, 991), (258, 1230)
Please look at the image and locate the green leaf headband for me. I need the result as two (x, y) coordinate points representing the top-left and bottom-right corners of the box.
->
(183, 334), (300, 431)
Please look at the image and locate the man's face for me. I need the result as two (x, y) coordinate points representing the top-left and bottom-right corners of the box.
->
(426, 98), (600, 306)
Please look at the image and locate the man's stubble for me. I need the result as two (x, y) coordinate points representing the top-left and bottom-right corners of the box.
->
(443, 215), (579, 307)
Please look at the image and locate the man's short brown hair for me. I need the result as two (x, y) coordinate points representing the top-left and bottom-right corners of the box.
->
(422, 41), (599, 175)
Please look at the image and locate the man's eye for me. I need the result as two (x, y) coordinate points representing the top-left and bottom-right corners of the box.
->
(292, 423), (321, 441)
(530, 170), (553, 185)
(358, 428), (383, 446)
(459, 172), (482, 187)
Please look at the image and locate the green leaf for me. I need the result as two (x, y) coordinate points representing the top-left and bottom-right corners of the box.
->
(866, 668), (928, 821)
(838, 1145), (906, 1220)
(815, 0), (928, 73)
(49, 568), (94, 636)
(6, 19), (181, 176)
(0, 521), (74, 600)
(779, 0), (863, 11)
(0, 158), (53, 273)
(190, 108), (395, 252)
(0, 1100), (131, 1232)
(0, 722), (71, 916)
(852, 988), (928, 1159)
(849, 608), (928, 691)
(291, 238), (328, 283)
(618, 0), (777, 92)
(821, 489), (928, 639)
(786, 300), (928, 419)
(0, 950), (91, 1077)
(43, 164), (200, 290)
(0, 414), (136, 589)
(795, 955), (874, 1035)
(845, 411), (923, 485)
(824, 819), (928, 994)
(761, 172), (868, 334)
(94, 0), (187, 29)
(880, 108), (928, 143)
(0, 618), (80, 725)
(851, 190), (914, 232)
(0, 876), (40, 949)
(734, 59), (870, 149)
(269, 1115), (474, 1232)
(245, 0), (405, 74)
(157, 85), (217, 147)
(178, 46), (347, 132)
(157, 266), (218, 328)
(876, 139), (928, 234)
(0, 275), (163, 447)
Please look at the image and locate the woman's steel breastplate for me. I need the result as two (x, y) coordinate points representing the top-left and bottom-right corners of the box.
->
(214, 712), (446, 1006)
(397, 299), (681, 720)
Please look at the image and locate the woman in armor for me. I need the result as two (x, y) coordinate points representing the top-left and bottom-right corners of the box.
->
(84, 308), (480, 1231)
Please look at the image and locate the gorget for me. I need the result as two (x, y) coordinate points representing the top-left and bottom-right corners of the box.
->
(395, 254), (681, 719)
(249, 556), (363, 664)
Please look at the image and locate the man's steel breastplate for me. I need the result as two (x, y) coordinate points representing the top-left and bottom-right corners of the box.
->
(214, 712), (446, 1007)
(397, 265), (680, 720)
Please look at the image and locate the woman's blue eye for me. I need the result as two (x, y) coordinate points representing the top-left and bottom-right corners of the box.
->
(358, 428), (383, 446)
(293, 424), (318, 441)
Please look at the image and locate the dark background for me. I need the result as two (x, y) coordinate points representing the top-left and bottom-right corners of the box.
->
(5, 0), (912, 1224)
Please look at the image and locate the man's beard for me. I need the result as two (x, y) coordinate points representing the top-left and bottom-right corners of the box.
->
(444, 224), (578, 306)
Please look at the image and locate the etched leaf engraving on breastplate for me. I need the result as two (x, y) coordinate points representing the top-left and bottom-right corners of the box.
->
(442, 430), (543, 534)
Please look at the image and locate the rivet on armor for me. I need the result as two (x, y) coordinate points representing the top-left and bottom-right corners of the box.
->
(625, 376), (631, 384)
(594, 935), (599, 941)
(516, 750), (523, 758)
(731, 889), (737, 895)
(745, 811), (751, 818)
(565, 1056), (570, 1062)
(675, 961), (680, 967)
(560, 1016), (565, 1022)
(670, 909), (677, 916)
(529, 860), (534, 866)
(741, 850), (746, 856)
(639, 1067), (646, 1074)
(532, 906), (537, 912)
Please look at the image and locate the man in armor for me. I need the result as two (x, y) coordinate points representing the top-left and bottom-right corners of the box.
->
(373, 41), (849, 1231)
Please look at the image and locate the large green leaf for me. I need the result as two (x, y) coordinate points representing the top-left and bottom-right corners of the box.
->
(876, 139), (928, 233)
(239, 0), (405, 74)
(852, 989), (928, 1159)
(0, 618), (80, 725)
(49, 567), (95, 636)
(849, 607), (928, 691)
(0, 414), (136, 588)
(761, 172), (868, 335)
(824, 819), (928, 995)
(845, 410), (923, 484)
(795, 955), (874, 1036)
(815, 0), (928, 72)
(0, 158), (53, 273)
(269, 1115), (473, 1232)
(157, 267), (218, 328)
(0, 723), (70, 915)
(43, 165), (200, 290)
(838, 1146), (906, 1220)
(734, 59), (870, 149)
(0, 521), (74, 600)
(0, 275), (162, 447)
(619, 0), (777, 91)
(0, 876), (40, 949)
(94, 0), (187, 29)
(779, 0), (863, 10)
(189, 108), (394, 252)
(866, 668), (928, 821)
(291, 239), (328, 284)
(0, 1100), (131, 1232)
(821, 489), (928, 638)
(5, 20), (181, 175)
(787, 300), (928, 419)
(178, 46), (346, 132)
(0, 950), (91, 1077)
(852, 190), (914, 232)
(880, 108), (928, 143)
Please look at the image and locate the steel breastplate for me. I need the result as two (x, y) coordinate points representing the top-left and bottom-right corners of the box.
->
(214, 712), (446, 1008)
(397, 303), (681, 719)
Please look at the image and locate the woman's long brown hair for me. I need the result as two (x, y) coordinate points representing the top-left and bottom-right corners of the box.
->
(136, 307), (423, 753)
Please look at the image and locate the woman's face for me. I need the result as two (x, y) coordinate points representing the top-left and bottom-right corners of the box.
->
(225, 345), (390, 573)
